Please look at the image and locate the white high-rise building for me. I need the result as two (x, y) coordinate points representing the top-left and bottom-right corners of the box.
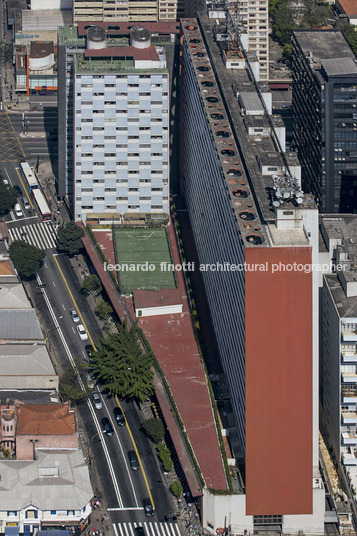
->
(58, 24), (173, 223)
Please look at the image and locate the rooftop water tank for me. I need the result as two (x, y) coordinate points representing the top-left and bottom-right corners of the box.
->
(130, 27), (151, 49)
(87, 26), (107, 50)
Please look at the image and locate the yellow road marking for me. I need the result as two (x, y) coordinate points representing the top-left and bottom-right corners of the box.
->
(15, 168), (35, 210)
(115, 394), (155, 510)
(6, 111), (26, 159)
(53, 253), (97, 351)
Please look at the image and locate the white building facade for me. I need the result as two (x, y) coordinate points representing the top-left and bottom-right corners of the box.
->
(0, 450), (93, 535)
(72, 32), (169, 223)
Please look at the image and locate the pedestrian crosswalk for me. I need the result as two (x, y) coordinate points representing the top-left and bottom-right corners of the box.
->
(8, 222), (57, 250)
(113, 522), (181, 536)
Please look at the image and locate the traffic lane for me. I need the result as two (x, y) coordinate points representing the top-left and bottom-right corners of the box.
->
(104, 394), (175, 520)
(30, 269), (125, 511)
(122, 400), (175, 521)
(79, 398), (120, 508)
(56, 254), (104, 345)
(44, 254), (103, 348)
(101, 394), (149, 509)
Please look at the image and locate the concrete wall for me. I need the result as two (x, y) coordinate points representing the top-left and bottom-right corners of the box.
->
(202, 487), (325, 535)
(16, 434), (78, 460)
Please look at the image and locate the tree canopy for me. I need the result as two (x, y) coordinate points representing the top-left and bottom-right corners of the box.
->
(0, 180), (19, 216)
(90, 321), (154, 403)
(59, 364), (86, 405)
(9, 240), (45, 278)
(95, 299), (113, 320)
(142, 418), (165, 443)
(57, 222), (84, 255)
(270, 0), (330, 47)
(82, 274), (102, 295)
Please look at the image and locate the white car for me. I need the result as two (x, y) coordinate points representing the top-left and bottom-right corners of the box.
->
(86, 373), (95, 389)
(14, 203), (23, 217)
(77, 324), (88, 341)
(69, 308), (80, 323)
(91, 391), (102, 410)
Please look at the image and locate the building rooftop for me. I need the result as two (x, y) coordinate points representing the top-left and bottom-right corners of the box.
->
(293, 30), (356, 67)
(22, 9), (72, 32)
(321, 57), (357, 76)
(30, 41), (54, 59)
(0, 310), (43, 340)
(0, 450), (92, 510)
(74, 51), (168, 74)
(0, 284), (31, 309)
(17, 403), (76, 436)
(0, 260), (16, 276)
(133, 288), (182, 309)
(337, 0), (357, 16)
(77, 21), (181, 37)
(184, 13), (316, 242)
(322, 215), (357, 317)
(0, 345), (56, 377)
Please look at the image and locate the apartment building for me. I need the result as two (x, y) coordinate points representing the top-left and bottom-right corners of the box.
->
(207, 0), (269, 80)
(292, 30), (357, 213)
(320, 215), (357, 505)
(181, 16), (325, 534)
(73, 0), (185, 23)
(58, 22), (179, 221)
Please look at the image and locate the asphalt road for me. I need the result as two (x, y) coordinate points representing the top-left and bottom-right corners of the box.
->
(29, 251), (177, 527)
(9, 109), (58, 159)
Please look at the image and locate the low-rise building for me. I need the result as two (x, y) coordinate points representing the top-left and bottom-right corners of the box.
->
(335, 0), (357, 25)
(0, 450), (93, 535)
(16, 403), (78, 460)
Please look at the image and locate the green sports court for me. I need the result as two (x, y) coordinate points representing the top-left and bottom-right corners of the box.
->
(113, 227), (176, 295)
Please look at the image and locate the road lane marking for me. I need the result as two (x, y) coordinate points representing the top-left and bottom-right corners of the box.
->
(36, 272), (123, 507)
(53, 253), (97, 350)
(15, 167), (34, 210)
(115, 395), (155, 510)
(107, 507), (143, 511)
(100, 396), (139, 507)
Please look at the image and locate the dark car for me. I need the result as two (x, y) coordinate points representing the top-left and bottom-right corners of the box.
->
(135, 527), (145, 536)
(128, 450), (140, 470)
(85, 345), (95, 360)
(113, 406), (126, 426)
(14, 184), (22, 196)
(143, 498), (154, 517)
(102, 417), (114, 436)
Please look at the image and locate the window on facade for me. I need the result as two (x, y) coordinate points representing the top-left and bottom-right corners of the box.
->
(26, 510), (38, 519)
(51, 511), (56, 515)
(7, 512), (17, 517)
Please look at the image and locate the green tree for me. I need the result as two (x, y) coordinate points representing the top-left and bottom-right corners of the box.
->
(282, 43), (293, 62)
(59, 364), (86, 405)
(272, 2), (298, 45)
(82, 274), (102, 295)
(157, 442), (173, 472)
(95, 299), (113, 320)
(341, 23), (357, 55)
(90, 321), (154, 403)
(142, 418), (165, 443)
(9, 240), (45, 279)
(0, 180), (18, 216)
(57, 222), (84, 255)
(170, 481), (183, 498)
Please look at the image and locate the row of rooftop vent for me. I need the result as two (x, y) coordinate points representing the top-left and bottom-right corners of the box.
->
(182, 19), (265, 246)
